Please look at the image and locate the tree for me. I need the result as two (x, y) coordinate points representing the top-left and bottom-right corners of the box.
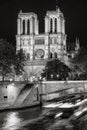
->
(71, 47), (87, 80)
(0, 39), (26, 81)
(41, 59), (71, 81)
(13, 49), (26, 76)
(0, 39), (15, 81)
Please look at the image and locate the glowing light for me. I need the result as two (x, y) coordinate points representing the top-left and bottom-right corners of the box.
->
(7, 83), (17, 102)
(2, 112), (22, 130)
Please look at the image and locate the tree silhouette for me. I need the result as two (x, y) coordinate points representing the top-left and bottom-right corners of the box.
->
(13, 49), (26, 76)
(0, 39), (26, 81)
(41, 59), (71, 81)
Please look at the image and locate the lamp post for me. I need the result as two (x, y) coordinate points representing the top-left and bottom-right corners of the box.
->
(51, 74), (53, 80)
(57, 74), (59, 80)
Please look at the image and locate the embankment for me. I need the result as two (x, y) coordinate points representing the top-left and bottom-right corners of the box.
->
(0, 80), (87, 110)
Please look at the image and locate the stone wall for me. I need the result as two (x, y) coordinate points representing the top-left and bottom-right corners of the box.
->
(24, 65), (45, 78)
(39, 81), (87, 101)
(0, 82), (26, 107)
(0, 82), (40, 109)
(0, 81), (87, 109)
(14, 83), (40, 107)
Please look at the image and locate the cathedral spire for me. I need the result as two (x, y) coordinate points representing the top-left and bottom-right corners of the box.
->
(56, 0), (58, 10)
(56, 0), (61, 13)
(75, 37), (80, 51)
(19, 10), (22, 14)
(77, 38), (80, 46)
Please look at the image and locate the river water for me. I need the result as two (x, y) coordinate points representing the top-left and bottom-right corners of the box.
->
(0, 107), (87, 130)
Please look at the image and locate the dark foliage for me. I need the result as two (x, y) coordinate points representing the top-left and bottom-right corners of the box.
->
(13, 49), (26, 75)
(41, 59), (71, 81)
(72, 47), (87, 63)
(0, 40), (15, 80)
(72, 47), (87, 80)
(0, 39), (26, 81)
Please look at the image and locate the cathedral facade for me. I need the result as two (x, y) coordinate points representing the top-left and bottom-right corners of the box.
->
(16, 8), (66, 62)
(16, 8), (71, 79)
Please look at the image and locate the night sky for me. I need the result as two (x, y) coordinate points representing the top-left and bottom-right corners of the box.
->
(0, 0), (87, 46)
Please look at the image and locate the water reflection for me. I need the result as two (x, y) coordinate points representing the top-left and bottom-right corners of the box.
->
(2, 112), (22, 130)
(0, 107), (48, 130)
(0, 107), (86, 130)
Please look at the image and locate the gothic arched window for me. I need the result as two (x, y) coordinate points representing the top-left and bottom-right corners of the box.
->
(55, 18), (57, 33)
(32, 17), (35, 34)
(23, 20), (25, 34)
(50, 19), (53, 33)
(50, 52), (53, 59)
(27, 19), (30, 34)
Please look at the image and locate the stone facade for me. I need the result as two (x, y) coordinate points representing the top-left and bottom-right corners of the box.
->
(39, 81), (87, 101)
(16, 8), (66, 61)
(16, 8), (80, 78)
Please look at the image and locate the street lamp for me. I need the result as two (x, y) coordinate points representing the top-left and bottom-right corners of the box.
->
(57, 74), (59, 78)
(51, 74), (53, 80)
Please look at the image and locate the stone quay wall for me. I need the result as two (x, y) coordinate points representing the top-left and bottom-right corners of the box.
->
(0, 82), (26, 107)
(0, 81), (40, 110)
(0, 81), (87, 110)
(39, 81), (87, 101)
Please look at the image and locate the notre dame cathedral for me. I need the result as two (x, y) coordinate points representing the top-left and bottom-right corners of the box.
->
(16, 8), (80, 79)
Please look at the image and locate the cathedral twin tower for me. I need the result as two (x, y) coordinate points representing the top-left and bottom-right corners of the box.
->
(17, 11), (39, 35)
(16, 8), (66, 61)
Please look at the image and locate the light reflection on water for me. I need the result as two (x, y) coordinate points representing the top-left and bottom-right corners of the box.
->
(2, 112), (22, 130)
(0, 107), (49, 130)
(0, 107), (86, 130)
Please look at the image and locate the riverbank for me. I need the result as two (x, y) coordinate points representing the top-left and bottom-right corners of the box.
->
(0, 104), (86, 130)
(0, 80), (87, 112)
(0, 103), (40, 113)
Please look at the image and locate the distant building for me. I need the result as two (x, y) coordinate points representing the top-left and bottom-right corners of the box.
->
(67, 38), (80, 59)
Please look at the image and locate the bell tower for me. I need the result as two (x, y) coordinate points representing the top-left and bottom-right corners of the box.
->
(45, 8), (65, 34)
(44, 6), (66, 61)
